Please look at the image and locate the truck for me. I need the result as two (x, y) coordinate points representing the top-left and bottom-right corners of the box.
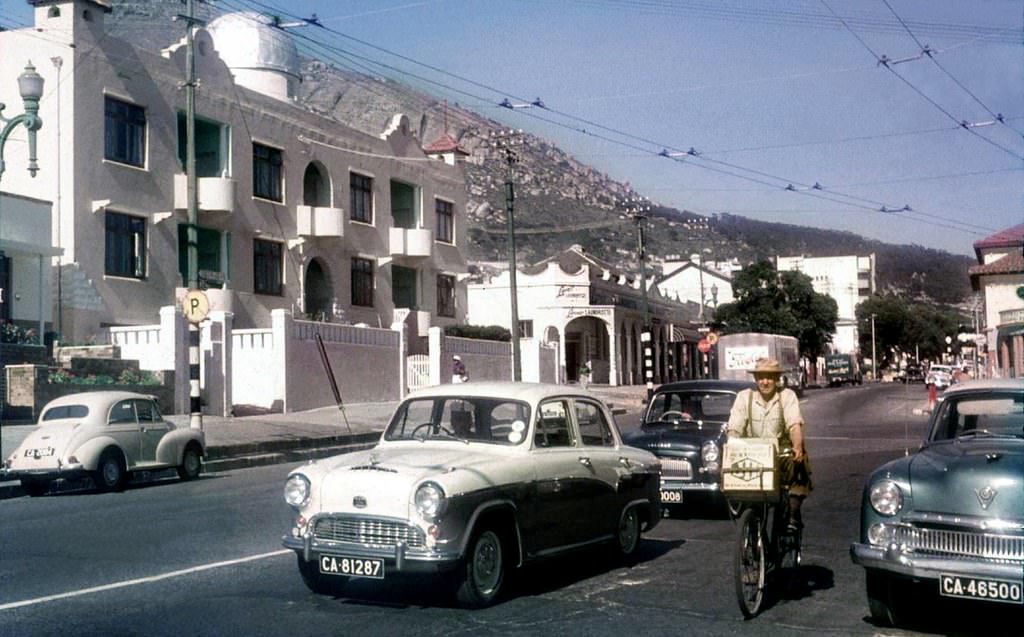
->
(716, 332), (803, 395)
(825, 353), (862, 387)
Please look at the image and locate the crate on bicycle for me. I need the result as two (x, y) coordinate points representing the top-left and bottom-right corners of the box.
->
(721, 438), (778, 497)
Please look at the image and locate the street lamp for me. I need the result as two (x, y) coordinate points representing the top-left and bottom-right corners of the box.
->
(0, 62), (45, 183)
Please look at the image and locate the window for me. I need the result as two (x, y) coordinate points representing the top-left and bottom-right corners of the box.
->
(105, 212), (146, 279)
(437, 274), (456, 317)
(351, 257), (374, 307)
(177, 113), (229, 177)
(135, 399), (159, 423)
(253, 239), (283, 296)
(518, 320), (533, 338)
(436, 199), (454, 243)
(178, 224), (229, 289)
(108, 400), (137, 424)
(535, 400), (572, 448)
(350, 173), (373, 223)
(392, 265), (417, 309)
(253, 143), (283, 201)
(104, 96), (146, 167)
(576, 401), (614, 447)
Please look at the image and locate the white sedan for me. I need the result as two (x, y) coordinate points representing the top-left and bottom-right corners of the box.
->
(2, 391), (205, 496)
(282, 382), (662, 607)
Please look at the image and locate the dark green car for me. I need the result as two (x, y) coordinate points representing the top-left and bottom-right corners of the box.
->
(850, 379), (1024, 626)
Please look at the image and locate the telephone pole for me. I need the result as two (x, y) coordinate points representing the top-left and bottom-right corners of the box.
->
(623, 197), (653, 400)
(490, 130), (524, 381)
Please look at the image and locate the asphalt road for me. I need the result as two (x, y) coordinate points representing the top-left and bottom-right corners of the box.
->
(1, 383), (1017, 636)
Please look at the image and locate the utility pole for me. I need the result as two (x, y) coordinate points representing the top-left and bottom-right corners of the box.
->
(179, 0), (204, 430)
(623, 197), (652, 400)
(871, 313), (877, 382)
(491, 130), (523, 381)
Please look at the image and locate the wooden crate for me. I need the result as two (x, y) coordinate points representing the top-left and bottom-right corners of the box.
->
(721, 438), (778, 493)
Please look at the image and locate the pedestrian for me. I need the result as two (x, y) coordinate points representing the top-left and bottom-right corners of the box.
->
(927, 381), (937, 410)
(452, 355), (468, 383)
(726, 358), (811, 533)
(578, 361), (591, 389)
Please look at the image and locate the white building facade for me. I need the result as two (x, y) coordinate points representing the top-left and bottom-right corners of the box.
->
(969, 224), (1024, 379)
(0, 1), (469, 344)
(657, 254), (735, 319)
(775, 254), (876, 355)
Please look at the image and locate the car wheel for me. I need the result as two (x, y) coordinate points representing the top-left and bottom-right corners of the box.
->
(455, 527), (505, 608)
(21, 479), (50, 497)
(177, 444), (202, 481)
(866, 570), (901, 627)
(296, 555), (347, 596)
(616, 506), (641, 559)
(94, 449), (126, 492)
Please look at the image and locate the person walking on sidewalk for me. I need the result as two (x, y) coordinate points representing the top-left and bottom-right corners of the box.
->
(452, 355), (469, 383)
(726, 357), (812, 533)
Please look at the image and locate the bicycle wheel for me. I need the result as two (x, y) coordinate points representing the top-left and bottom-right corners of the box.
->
(776, 527), (802, 595)
(734, 508), (766, 618)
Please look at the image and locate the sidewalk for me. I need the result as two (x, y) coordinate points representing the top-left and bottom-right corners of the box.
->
(0, 384), (648, 500)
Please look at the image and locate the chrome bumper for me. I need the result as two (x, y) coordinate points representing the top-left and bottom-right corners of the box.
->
(850, 542), (1024, 581)
(282, 533), (462, 574)
(661, 478), (720, 492)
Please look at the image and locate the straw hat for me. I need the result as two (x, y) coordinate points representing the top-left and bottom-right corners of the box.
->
(748, 358), (782, 375)
(452, 355), (461, 361)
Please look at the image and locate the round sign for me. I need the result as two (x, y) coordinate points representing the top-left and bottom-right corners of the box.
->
(706, 331), (719, 345)
(181, 289), (210, 324)
(698, 338), (712, 354)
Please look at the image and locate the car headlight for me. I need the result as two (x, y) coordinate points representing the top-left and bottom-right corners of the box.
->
(701, 441), (720, 471)
(414, 481), (446, 520)
(284, 474), (311, 509)
(869, 480), (902, 516)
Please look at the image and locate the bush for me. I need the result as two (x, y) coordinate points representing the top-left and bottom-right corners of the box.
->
(47, 369), (160, 386)
(1, 322), (39, 344)
(443, 325), (511, 342)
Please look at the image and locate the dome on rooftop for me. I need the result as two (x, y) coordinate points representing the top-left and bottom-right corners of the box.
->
(206, 12), (300, 98)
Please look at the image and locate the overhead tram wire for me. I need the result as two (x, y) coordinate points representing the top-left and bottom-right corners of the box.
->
(820, 0), (1024, 162)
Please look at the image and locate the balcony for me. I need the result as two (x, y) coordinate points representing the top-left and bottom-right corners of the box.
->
(296, 205), (344, 237)
(389, 227), (433, 259)
(174, 173), (236, 213)
(394, 308), (432, 337)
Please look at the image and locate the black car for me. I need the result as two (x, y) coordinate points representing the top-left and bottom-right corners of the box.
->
(901, 364), (924, 384)
(623, 379), (754, 514)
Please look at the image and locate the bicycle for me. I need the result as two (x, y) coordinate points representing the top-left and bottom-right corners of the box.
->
(722, 445), (803, 619)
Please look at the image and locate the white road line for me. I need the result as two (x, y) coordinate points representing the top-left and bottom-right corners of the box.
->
(0, 549), (292, 611)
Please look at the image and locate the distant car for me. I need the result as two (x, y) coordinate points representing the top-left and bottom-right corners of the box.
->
(925, 364), (954, 389)
(850, 379), (1024, 626)
(623, 380), (753, 513)
(1, 391), (205, 496)
(900, 364), (924, 384)
(281, 382), (662, 607)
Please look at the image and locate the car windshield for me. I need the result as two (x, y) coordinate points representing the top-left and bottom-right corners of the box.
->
(645, 391), (735, 427)
(930, 392), (1024, 441)
(384, 396), (532, 445)
(40, 404), (89, 422)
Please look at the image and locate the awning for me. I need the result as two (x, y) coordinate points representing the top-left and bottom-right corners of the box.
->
(670, 324), (703, 342)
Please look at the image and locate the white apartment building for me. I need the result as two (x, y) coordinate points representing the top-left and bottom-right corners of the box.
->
(775, 253), (876, 355)
(0, 1), (468, 344)
(657, 254), (735, 319)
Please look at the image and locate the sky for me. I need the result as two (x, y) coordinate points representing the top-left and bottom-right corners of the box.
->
(2, 0), (1021, 256)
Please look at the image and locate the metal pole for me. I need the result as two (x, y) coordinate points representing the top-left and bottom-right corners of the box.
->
(184, 0), (202, 430)
(871, 313), (877, 382)
(624, 197), (653, 400)
(492, 130), (522, 381)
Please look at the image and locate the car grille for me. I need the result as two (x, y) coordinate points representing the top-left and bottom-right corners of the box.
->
(313, 516), (426, 548)
(895, 526), (1024, 563)
(661, 458), (693, 480)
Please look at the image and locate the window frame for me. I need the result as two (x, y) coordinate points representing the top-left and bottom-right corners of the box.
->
(436, 274), (456, 318)
(104, 96), (146, 167)
(351, 257), (375, 307)
(350, 172), (374, 224)
(253, 238), (284, 296)
(252, 142), (283, 202)
(435, 198), (454, 243)
(104, 211), (147, 280)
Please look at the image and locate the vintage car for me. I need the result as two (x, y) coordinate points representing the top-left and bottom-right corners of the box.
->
(622, 379), (753, 513)
(281, 382), (661, 607)
(899, 363), (924, 384)
(925, 364), (955, 389)
(850, 379), (1024, 626)
(1, 391), (205, 496)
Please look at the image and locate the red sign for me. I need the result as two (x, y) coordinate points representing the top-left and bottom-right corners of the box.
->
(698, 338), (712, 354)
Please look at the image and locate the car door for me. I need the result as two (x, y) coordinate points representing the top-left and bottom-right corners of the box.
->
(137, 398), (170, 465)
(106, 399), (141, 469)
(572, 399), (626, 539)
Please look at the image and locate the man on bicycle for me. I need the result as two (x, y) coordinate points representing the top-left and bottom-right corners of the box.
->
(726, 357), (811, 533)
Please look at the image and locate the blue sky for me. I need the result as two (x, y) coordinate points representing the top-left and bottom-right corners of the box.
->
(3, 0), (1021, 255)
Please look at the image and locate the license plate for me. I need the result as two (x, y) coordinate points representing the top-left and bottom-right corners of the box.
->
(660, 490), (682, 503)
(939, 574), (1023, 604)
(25, 447), (54, 459)
(319, 555), (384, 579)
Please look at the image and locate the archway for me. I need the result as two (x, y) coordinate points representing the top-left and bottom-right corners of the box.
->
(564, 315), (611, 384)
(303, 257), (332, 320)
(302, 161), (331, 207)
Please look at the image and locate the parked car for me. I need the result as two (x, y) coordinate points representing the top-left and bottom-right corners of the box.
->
(850, 379), (1024, 626)
(900, 363), (924, 384)
(622, 379), (753, 514)
(925, 364), (955, 389)
(281, 382), (662, 607)
(1, 391), (205, 496)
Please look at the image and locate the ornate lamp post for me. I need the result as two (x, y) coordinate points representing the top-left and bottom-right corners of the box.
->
(0, 62), (45, 183)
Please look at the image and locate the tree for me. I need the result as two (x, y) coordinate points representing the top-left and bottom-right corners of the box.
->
(855, 294), (966, 367)
(713, 260), (838, 362)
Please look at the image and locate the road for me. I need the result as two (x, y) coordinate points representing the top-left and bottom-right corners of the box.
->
(0, 383), (1014, 636)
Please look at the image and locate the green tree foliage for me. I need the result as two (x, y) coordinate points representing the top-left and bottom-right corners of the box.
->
(443, 324), (511, 342)
(712, 261), (838, 361)
(855, 295), (966, 368)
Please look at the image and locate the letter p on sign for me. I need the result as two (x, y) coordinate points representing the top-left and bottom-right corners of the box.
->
(182, 290), (210, 324)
